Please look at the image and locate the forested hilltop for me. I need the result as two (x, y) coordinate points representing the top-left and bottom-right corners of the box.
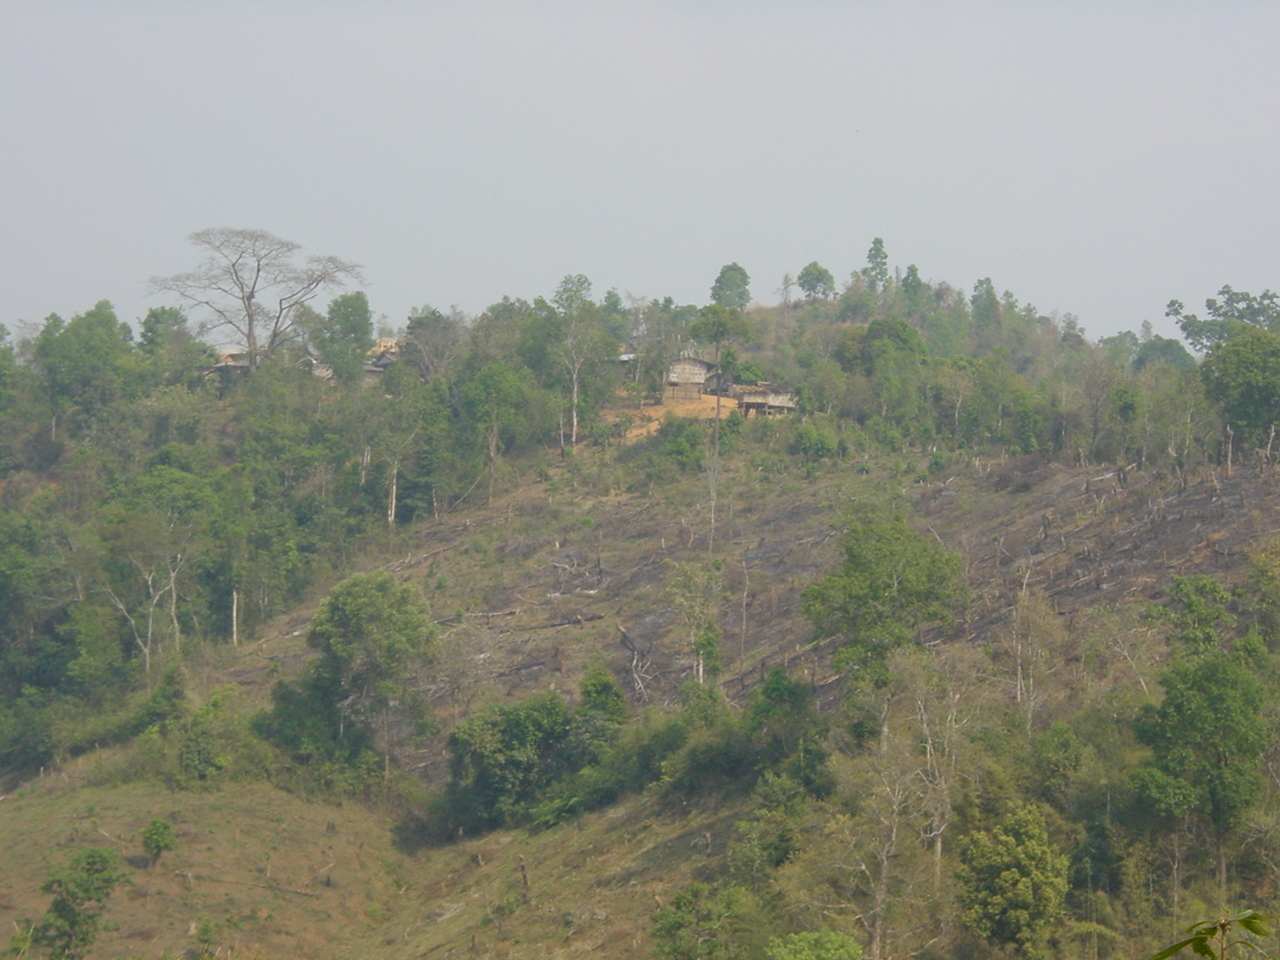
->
(3, 231), (1280, 960)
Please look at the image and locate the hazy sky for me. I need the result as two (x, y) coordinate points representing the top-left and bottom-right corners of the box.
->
(2, 2), (1276, 344)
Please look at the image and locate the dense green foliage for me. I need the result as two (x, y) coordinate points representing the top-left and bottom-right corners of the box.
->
(766, 930), (863, 960)
(255, 572), (434, 793)
(801, 503), (966, 676)
(957, 803), (1069, 959)
(305, 571), (434, 738)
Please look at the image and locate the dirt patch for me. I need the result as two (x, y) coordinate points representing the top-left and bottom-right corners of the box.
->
(619, 395), (733, 440)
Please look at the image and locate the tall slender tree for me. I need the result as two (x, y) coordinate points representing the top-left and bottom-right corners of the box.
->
(690, 304), (751, 551)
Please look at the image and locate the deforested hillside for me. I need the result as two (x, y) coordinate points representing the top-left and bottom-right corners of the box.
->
(4, 242), (1280, 959)
(5, 447), (1280, 960)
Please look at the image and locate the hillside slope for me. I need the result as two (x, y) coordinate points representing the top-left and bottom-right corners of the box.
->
(3, 449), (1278, 959)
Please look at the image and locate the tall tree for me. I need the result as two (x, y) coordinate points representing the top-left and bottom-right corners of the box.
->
(779, 749), (932, 960)
(778, 273), (796, 312)
(971, 278), (1001, 330)
(550, 274), (617, 447)
(801, 503), (965, 679)
(151, 228), (362, 369)
(1134, 650), (1266, 897)
(32, 301), (143, 440)
(667, 561), (726, 684)
(307, 291), (375, 383)
(863, 237), (889, 293)
(957, 804), (1068, 960)
(797, 262), (836, 301)
(138, 305), (217, 384)
(901, 263), (925, 313)
(1200, 325), (1280, 449)
(402, 305), (463, 383)
(711, 263), (752, 311)
(689, 305), (752, 550)
(461, 361), (533, 506)
(1167, 285), (1280, 353)
(307, 571), (433, 779)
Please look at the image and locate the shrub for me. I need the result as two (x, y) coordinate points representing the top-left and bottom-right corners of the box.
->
(141, 818), (176, 868)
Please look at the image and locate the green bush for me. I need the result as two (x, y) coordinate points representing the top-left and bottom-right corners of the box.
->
(655, 415), (707, 472)
(252, 667), (383, 798)
(141, 818), (176, 867)
(156, 687), (274, 791)
(527, 709), (689, 828)
(443, 692), (588, 833)
(789, 421), (839, 461)
(28, 847), (126, 960)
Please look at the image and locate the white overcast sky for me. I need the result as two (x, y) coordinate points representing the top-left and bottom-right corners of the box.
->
(1, 1), (1276, 343)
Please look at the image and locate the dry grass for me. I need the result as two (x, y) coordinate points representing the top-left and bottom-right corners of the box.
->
(0, 769), (744, 960)
(0, 778), (403, 959)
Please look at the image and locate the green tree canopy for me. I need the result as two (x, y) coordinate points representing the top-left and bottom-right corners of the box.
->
(1200, 325), (1280, 447)
(957, 803), (1068, 960)
(863, 237), (889, 293)
(32, 301), (144, 437)
(1134, 651), (1265, 842)
(138, 305), (217, 383)
(461, 360), (537, 505)
(402, 305), (462, 383)
(141, 817), (176, 868)
(901, 264), (924, 306)
(309, 290), (375, 382)
(801, 503), (965, 677)
(690, 305), (752, 358)
(711, 263), (752, 311)
(1168, 285), (1280, 353)
(445, 691), (580, 831)
(652, 882), (756, 960)
(1159, 574), (1235, 653)
(766, 930), (862, 960)
(1132, 334), (1195, 372)
(31, 847), (127, 960)
(307, 571), (433, 760)
(546, 274), (620, 447)
(797, 262), (836, 301)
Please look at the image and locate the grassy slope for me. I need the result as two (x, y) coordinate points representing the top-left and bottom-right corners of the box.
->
(3, 437), (1278, 959)
(0, 772), (741, 960)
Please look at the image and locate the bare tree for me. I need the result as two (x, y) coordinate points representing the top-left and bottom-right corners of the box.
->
(778, 750), (935, 960)
(101, 516), (193, 687)
(151, 228), (362, 368)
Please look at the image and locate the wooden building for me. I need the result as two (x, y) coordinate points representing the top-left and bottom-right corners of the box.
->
(733, 382), (798, 417)
(664, 357), (717, 402)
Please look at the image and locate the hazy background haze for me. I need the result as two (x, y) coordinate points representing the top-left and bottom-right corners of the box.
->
(2, 1), (1276, 342)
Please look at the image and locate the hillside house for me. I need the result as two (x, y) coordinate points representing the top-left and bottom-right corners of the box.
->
(664, 357), (717, 402)
(362, 338), (403, 379)
(734, 382), (798, 417)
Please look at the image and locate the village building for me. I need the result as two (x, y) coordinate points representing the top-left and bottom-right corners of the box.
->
(732, 382), (798, 417)
(363, 338), (401, 379)
(663, 357), (797, 415)
(663, 357), (717, 402)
